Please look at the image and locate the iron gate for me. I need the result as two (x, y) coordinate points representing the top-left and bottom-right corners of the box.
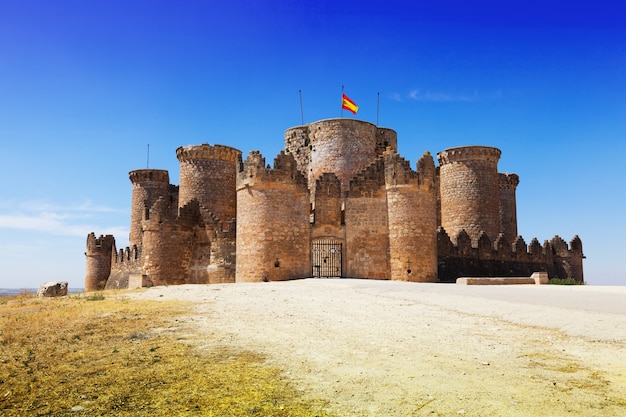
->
(312, 239), (342, 278)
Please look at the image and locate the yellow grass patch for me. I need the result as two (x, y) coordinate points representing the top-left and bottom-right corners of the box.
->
(0, 292), (335, 416)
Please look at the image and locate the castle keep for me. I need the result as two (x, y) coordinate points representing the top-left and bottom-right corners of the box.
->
(85, 118), (583, 290)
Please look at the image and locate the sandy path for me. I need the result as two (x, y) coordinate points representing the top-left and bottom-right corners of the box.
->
(128, 279), (626, 416)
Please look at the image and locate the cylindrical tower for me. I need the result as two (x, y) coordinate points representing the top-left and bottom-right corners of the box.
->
(284, 119), (397, 193)
(140, 198), (195, 286)
(85, 233), (115, 291)
(236, 151), (311, 282)
(128, 169), (170, 248)
(437, 146), (502, 243)
(385, 151), (438, 282)
(499, 173), (519, 242)
(176, 144), (242, 221)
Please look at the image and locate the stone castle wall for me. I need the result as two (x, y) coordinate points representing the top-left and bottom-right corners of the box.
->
(437, 228), (584, 283)
(385, 151), (438, 282)
(344, 158), (389, 279)
(86, 118), (584, 289)
(236, 151), (311, 282)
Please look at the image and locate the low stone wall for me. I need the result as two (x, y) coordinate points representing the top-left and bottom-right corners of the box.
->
(456, 272), (548, 285)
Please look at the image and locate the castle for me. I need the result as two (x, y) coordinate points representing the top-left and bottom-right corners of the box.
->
(85, 118), (583, 291)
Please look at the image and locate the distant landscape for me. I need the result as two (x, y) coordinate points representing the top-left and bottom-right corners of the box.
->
(0, 288), (83, 296)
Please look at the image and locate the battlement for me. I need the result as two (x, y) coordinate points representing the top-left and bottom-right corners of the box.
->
(375, 127), (398, 154)
(176, 143), (242, 164)
(499, 173), (520, 189)
(383, 149), (418, 186)
(349, 157), (386, 195)
(437, 227), (556, 259)
(237, 150), (307, 189)
(86, 233), (115, 254)
(314, 172), (343, 194)
(437, 146), (502, 165)
(113, 244), (141, 265)
(129, 169), (170, 184)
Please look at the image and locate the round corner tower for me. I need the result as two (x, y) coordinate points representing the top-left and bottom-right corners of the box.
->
(498, 173), (519, 242)
(437, 146), (502, 243)
(176, 144), (242, 221)
(284, 119), (397, 194)
(128, 169), (170, 247)
(85, 233), (115, 291)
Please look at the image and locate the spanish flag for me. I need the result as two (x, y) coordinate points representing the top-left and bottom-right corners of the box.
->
(341, 93), (359, 114)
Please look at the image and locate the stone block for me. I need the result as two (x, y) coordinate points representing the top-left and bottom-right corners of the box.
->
(37, 281), (68, 297)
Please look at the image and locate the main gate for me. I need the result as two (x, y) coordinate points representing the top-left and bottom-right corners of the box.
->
(312, 239), (342, 278)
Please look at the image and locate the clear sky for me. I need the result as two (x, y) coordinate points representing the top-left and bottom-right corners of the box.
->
(1, 0), (624, 288)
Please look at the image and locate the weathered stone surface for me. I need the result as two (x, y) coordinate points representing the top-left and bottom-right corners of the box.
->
(85, 118), (584, 288)
(456, 272), (548, 285)
(37, 281), (68, 297)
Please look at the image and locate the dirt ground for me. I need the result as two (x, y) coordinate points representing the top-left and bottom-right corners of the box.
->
(127, 279), (626, 416)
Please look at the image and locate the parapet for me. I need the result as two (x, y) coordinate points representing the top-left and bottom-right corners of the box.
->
(383, 149), (418, 186)
(376, 127), (398, 154)
(499, 173), (520, 189)
(176, 143), (242, 164)
(349, 157), (386, 195)
(129, 169), (170, 184)
(86, 233), (115, 255)
(437, 146), (502, 165)
(237, 150), (307, 189)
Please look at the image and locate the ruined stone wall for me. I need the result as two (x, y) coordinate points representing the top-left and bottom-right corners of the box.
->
(438, 146), (502, 243)
(236, 151), (310, 282)
(385, 151), (438, 282)
(284, 119), (396, 196)
(85, 233), (115, 291)
(499, 173), (519, 242)
(128, 169), (171, 248)
(176, 144), (242, 221)
(345, 158), (389, 279)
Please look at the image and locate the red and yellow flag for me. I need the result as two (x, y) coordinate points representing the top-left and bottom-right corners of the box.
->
(341, 93), (359, 114)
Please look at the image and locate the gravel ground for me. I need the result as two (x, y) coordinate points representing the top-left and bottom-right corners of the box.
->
(127, 279), (626, 416)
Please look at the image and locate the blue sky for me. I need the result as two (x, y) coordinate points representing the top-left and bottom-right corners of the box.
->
(1, 0), (624, 288)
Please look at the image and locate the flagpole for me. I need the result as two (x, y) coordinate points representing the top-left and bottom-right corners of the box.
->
(299, 90), (304, 125)
(376, 92), (380, 126)
(147, 144), (150, 168)
(341, 85), (344, 117)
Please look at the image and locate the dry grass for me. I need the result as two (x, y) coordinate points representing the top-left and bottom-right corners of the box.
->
(0, 292), (335, 416)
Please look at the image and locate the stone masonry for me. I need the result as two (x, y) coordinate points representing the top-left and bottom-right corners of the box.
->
(85, 118), (584, 291)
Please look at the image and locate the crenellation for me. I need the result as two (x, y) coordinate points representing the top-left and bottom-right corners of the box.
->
(86, 118), (584, 289)
(512, 236), (528, 261)
(176, 143), (242, 164)
(477, 232), (493, 259)
(456, 230), (473, 256)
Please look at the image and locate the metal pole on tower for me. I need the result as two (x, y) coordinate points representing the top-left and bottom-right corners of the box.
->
(376, 92), (380, 126)
(299, 90), (304, 125)
(341, 85), (344, 117)
(147, 144), (150, 168)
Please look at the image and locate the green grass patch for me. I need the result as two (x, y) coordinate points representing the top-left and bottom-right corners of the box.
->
(548, 277), (582, 285)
